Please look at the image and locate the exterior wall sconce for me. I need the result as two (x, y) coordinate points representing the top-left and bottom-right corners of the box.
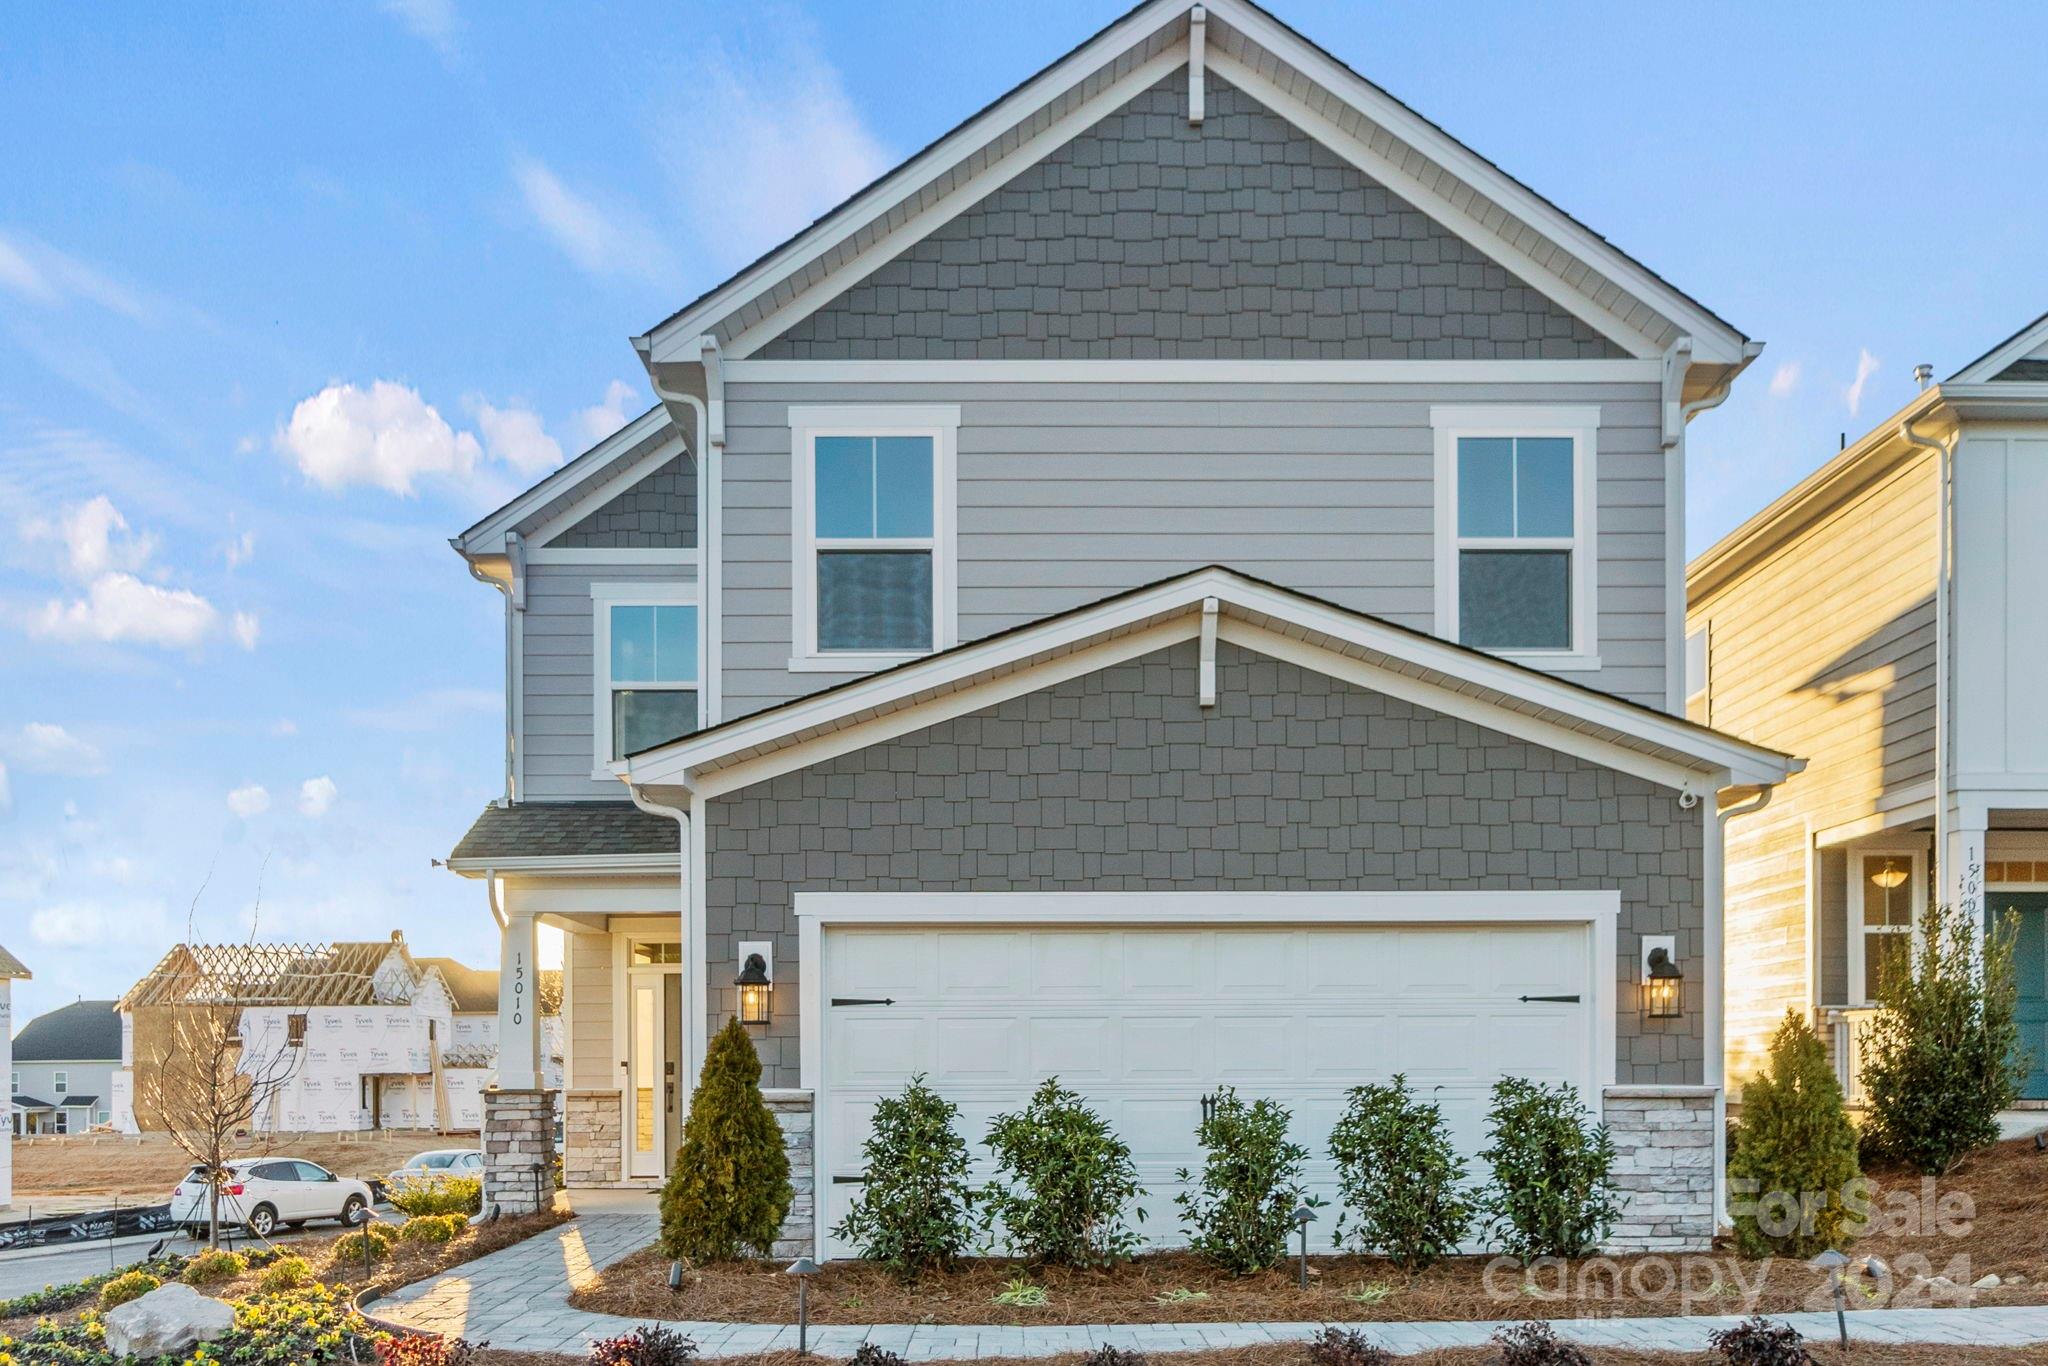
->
(1642, 937), (1683, 1020)
(735, 941), (773, 1026)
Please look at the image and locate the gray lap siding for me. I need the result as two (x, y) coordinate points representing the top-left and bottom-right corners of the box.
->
(704, 639), (1702, 1089)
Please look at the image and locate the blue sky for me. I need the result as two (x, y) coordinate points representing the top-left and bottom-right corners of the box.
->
(2, 0), (2044, 1028)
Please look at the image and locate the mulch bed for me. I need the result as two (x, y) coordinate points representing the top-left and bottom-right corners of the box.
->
(476, 1344), (2048, 1365)
(570, 1139), (2048, 1327)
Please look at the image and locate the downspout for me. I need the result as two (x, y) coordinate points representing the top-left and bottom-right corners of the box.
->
(627, 779), (694, 1158)
(1708, 780), (1777, 1227)
(1899, 413), (1954, 896)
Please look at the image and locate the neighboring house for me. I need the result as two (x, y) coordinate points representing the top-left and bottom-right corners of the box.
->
(446, 0), (1800, 1254)
(10, 999), (119, 1135)
(113, 932), (561, 1134)
(0, 945), (26, 1208)
(1689, 314), (2048, 1104)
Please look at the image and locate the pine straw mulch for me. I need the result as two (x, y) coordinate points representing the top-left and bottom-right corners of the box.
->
(475, 1343), (2048, 1365)
(570, 1138), (2048, 1327)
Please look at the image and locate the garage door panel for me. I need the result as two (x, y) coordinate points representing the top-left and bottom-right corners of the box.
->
(819, 919), (1595, 1258)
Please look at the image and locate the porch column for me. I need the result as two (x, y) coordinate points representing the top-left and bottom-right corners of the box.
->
(1945, 810), (1988, 972)
(497, 910), (541, 1090)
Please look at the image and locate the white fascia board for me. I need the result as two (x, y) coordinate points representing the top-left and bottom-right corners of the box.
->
(526, 434), (688, 550)
(455, 406), (675, 556)
(630, 566), (1795, 799)
(444, 854), (682, 878)
(722, 358), (1664, 384)
(1201, 0), (1746, 364)
(1948, 315), (2048, 384)
(642, 2), (1191, 362)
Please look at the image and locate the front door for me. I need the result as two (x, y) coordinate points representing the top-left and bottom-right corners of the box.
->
(1990, 892), (2048, 1101)
(626, 966), (686, 1178)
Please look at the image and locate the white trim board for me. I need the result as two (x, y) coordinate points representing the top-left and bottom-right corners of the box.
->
(720, 359), (1665, 385)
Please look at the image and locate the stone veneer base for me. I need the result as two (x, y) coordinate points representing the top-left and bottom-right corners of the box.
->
(1603, 1084), (1717, 1253)
(482, 1088), (556, 1216)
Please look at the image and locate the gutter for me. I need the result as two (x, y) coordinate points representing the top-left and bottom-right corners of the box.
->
(464, 555), (518, 805)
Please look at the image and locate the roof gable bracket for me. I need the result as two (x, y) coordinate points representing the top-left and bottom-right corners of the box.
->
(1198, 596), (1219, 706)
(1188, 6), (1206, 124)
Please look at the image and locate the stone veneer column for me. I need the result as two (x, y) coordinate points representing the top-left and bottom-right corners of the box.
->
(763, 1088), (814, 1258)
(1603, 1085), (1717, 1252)
(482, 1088), (555, 1215)
(564, 1089), (622, 1188)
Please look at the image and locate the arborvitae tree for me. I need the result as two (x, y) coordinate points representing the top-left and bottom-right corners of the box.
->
(1729, 1010), (1861, 1257)
(659, 1017), (792, 1263)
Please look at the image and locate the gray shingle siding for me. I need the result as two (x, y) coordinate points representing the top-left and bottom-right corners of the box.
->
(550, 454), (697, 548)
(706, 639), (1702, 1088)
(756, 71), (1621, 361)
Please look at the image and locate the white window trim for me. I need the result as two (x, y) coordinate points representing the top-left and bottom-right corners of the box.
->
(1846, 845), (1926, 1007)
(1685, 623), (1710, 720)
(591, 581), (702, 778)
(52, 1070), (67, 1095)
(788, 404), (960, 673)
(1431, 405), (1601, 669)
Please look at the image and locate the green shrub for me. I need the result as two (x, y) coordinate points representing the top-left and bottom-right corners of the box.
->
(1860, 900), (2027, 1174)
(659, 1018), (793, 1263)
(334, 1229), (391, 1262)
(387, 1174), (483, 1217)
(1173, 1088), (1310, 1274)
(980, 1077), (1146, 1267)
(98, 1269), (161, 1309)
(257, 1254), (315, 1292)
(1728, 1011), (1861, 1257)
(1479, 1078), (1621, 1261)
(399, 1213), (465, 1244)
(1327, 1074), (1473, 1270)
(832, 1074), (976, 1277)
(182, 1248), (248, 1285)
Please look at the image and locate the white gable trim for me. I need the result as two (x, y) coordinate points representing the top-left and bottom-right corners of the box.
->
(640, 0), (1741, 369)
(625, 569), (1795, 801)
(455, 405), (674, 556)
(1949, 312), (2048, 384)
(721, 358), (1663, 384)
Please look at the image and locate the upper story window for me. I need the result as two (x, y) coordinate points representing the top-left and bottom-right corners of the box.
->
(52, 1070), (67, 1095)
(790, 405), (958, 672)
(1432, 406), (1599, 667)
(593, 582), (699, 770)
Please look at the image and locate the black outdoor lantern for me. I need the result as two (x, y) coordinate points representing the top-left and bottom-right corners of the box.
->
(735, 952), (772, 1026)
(1644, 945), (1683, 1020)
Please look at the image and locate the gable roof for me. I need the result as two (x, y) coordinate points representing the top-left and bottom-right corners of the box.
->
(12, 999), (120, 1062)
(414, 958), (499, 1013)
(119, 934), (418, 1010)
(0, 944), (28, 979)
(637, 0), (1749, 368)
(1950, 309), (2048, 384)
(451, 403), (679, 560)
(625, 566), (1797, 801)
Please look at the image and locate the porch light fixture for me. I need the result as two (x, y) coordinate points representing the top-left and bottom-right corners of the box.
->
(735, 951), (772, 1026)
(1870, 859), (1909, 890)
(1644, 945), (1683, 1020)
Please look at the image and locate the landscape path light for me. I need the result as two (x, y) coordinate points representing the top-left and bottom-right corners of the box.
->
(1811, 1248), (1850, 1349)
(788, 1255), (821, 1354)
(1291, 1204), (1316, 1290)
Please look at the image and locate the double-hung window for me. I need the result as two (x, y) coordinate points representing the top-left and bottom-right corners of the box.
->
(1848, 848), (1923, 1005)
(1433, 406), (1599, 664)
(593, 583), (700, 769)
(790, 405), (958, 670)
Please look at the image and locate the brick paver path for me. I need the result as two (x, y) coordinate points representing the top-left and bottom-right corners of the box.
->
(373, 1213), (2048, 1360)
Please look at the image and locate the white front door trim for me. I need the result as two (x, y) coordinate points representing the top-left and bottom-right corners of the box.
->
(796, 888), (1619, 1256)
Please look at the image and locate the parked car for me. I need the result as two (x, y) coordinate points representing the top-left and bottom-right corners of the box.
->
(170, 1159), (372, 1238)
(384, 1147), (485, 1190)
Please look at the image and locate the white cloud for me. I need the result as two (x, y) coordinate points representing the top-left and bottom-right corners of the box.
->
(6, 723), (106, 775)
(1846, 349), (1881, 416)
(271, 719), (299, 737)
(661, 32), (890, 270)
(472, 400), (563, 477)
(1769, 361), (1801, 398)
(22, 494), (157, 580)
(379, 0), (458, 53)
(30, 901), (109, 947)
(232, 611), (261, 650)
(226, 783), (271, 818)
(574, 379), (640, 447)
(276, 380), (483, 496)
(298, 775), (338, 817)
(33, 572), (220, 648)
(0, 230), (155, 321)
(224, 529), (256, 569)
(512, 157), (679, 286)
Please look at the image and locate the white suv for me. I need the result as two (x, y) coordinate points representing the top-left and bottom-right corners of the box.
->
(170, 1159), (373, 1238)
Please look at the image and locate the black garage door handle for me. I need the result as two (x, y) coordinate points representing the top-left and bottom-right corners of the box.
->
(1517, 994), (1582, 1003)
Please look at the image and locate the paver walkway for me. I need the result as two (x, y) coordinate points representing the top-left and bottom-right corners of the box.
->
(373, 1210), (2048, 1360)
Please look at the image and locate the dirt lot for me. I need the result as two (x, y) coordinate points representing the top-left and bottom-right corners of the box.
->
(575, 1136), (2048, 1327)
(482, 1345), (2048, 1365)
(10, 1129), (480, 1198)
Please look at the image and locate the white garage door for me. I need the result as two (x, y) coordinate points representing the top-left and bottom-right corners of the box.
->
(816, 919), (1594, 1258)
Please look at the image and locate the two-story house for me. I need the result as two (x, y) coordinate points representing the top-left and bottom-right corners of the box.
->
(10, 999), (119, 1134)
(1689, 314), (2048, 1106)
(448, 0), (1798, 1254)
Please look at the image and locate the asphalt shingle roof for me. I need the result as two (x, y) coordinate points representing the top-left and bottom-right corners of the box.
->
(1993, 358), (2048, 381)
(59, 1094), (99, 1108)
(449, 802), (678, 861)
(12, 999), (120, 1062)
(12, 1095), (52, 1110)
(415, 958), (500, 1013)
